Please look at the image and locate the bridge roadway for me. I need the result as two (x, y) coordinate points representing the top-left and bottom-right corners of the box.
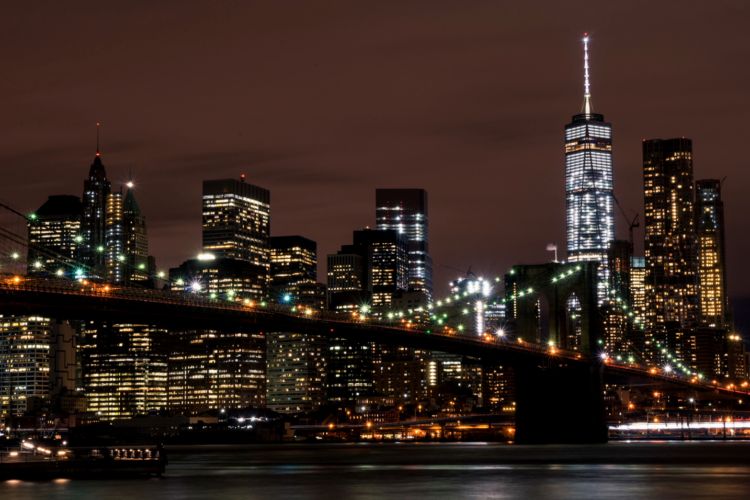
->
(1, 276), (747, 443)
(0, 275), (744, 397)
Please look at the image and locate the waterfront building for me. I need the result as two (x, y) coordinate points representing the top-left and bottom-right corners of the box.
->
(267, 235), (327, 414)
(564, 35), (615, 302)
(0, 316), (52, 417)
(326, 341), (375, 404)
(643, 138), (698, 364)
(266, 332), (326, 414)
(0, 317), (76, 417)
(27, 195), (82, 277)
(372, 346), (428, 403)
(375, 188), (432, 300)
(82, 322), (168, 420)
(167, 330), (266, 413)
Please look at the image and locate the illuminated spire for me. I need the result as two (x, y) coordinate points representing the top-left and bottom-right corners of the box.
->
(95, 122), (101, 157)
(582, 33), (592, 115)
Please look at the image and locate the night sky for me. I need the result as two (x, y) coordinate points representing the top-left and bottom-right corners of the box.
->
(2, 2), (749, 308)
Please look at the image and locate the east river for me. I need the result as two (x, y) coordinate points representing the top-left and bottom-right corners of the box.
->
(3, 442), (750, 499)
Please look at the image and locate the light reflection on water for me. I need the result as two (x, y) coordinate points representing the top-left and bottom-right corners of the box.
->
(3, 443), (750, 499)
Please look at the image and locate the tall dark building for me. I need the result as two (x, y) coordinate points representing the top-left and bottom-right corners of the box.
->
(326, 228), (408, 311)
(80, 141), (111, 276)
(603, 240), (632, 353)
(375, 189), (432, 300)
(269, 235), (317, 302)
(202, 177), (270, 266)
(695, 179), (727, 327)
(564, 35), (614, 302)
(200, 177), (271, 298)
(105, 190), (124, 283)
(267, 235), (326, 414)
(123, 184), (150, 284)
(27, 195), (82, 277)
(353, 229), (408, 310)
(326, 252), (366, 312)
(643, 138), (699, 364)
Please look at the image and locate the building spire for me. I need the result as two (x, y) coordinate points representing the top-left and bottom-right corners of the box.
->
(582, 33), (592, 115)
(95, 122), (101, 157)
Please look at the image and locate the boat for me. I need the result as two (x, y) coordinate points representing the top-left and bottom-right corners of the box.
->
(0, 442), (167, 480)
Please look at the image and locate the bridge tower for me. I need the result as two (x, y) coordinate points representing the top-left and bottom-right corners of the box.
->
(505, 261), (607, 443)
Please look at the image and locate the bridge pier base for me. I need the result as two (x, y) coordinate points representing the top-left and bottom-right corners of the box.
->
(514, 361), (607, 444)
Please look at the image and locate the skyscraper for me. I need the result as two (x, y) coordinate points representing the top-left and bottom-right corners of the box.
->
(375, 189), (432, 300)
(202, 177), (270, 267)
(27, 195), (82, 277)
(105, 191), (125, 283)
(200, 177), (271, 298)
(643, 138), (698, 363)
(80, 130), (111, 276)
(564, 35), (615, 301)
(123, 184), (150, 284)
(165, 176), (272, 414)
(267, 235), (327, 414)
(82, 322), (168, 420)
(327, 252), (366, 312)
(353, 229), (408, 310)
(695, 179), (727, 327)
(269, 235), (317, 302)
(0, 316), (52, 417)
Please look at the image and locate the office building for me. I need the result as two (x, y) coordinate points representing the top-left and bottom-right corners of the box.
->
(643, 138), (698, 363)
(376, 189), (432, 300)
(105, 191), (125, 283)
(269, 236), (317, 302)
(0, 317), (76, 417)
(27, 195), (82, 277)
(80, 139), (111, 275)
(695, 179), (728, 327)
(123, 184), (150, 284)
(564, 35), (615, 302)
(82, 322), (168, 420)
(267, 235), (327, 414)
(266, 332), (326, 414)
(167, 330), (266, 413)
(202, 177), (270, 268)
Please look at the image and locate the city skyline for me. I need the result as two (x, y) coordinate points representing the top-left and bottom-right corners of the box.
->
(1, 1), (748, 307)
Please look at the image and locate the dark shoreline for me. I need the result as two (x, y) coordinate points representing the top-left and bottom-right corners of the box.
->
(163, 441), (750, 466)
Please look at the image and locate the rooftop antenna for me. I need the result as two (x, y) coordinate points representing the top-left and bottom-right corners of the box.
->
(582, 33), (592, 115)
(95, 122), (101, 157)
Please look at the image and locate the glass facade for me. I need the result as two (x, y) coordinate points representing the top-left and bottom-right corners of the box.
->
(695, 179), (727, 327)
(27, 195), (82, 277)
(564, 37), (614, 302)
(376, 189), (432, 300)
(643, 138), (698, 364)
(564, 113), (614, 300)
(80, 154), (111, 275)
(202, 178), (270, 267)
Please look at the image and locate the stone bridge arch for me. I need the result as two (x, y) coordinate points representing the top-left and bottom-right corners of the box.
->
(504, 261), (601, 355)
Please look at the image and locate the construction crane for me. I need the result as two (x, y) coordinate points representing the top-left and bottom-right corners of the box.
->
(613, 195), (639, 251)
